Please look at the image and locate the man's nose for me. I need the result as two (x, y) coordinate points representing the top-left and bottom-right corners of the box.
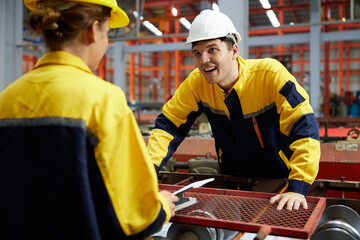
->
(200, 52), (210, 63)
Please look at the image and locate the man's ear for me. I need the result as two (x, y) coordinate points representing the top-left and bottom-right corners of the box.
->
(232, 44), (239, 59)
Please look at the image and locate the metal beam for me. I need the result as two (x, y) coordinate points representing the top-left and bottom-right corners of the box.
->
(0, 0), (23, 92)
(123, 42), (190, 53)
(142, 0), (207, 8)
(248, 33), (310, 46)
(323, 30), (360, 42)
(309, 0), (321, 116)
(219, 0), (249, 58)
(112, 42), (127, 92)
(118, 29), (359, 53)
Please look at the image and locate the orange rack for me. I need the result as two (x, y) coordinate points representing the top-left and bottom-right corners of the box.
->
(159, 184), (326, 239)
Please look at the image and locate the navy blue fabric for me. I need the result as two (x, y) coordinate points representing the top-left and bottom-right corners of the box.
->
(206, 89), (290, 178)
(154, 113), (178, 136)
(288, 180), (311, 195)
(154, 110), (202, 172)
(0, 122), (162, 239)
(279, 81), (305, 108)
(0, 124), (102, 240)
(290, 113), (320, 143)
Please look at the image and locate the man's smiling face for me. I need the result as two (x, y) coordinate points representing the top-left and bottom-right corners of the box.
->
(192, 38), (239, 91)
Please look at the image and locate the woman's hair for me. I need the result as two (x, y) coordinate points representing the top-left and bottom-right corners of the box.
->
(28, 4), (111, 50)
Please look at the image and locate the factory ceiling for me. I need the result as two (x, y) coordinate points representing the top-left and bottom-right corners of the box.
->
(115, 0), (354, 39)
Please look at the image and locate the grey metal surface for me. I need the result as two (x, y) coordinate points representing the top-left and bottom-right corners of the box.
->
(313, 220), (360, 240)
(311, 205), (360, 240)
(318, 205), (360, 231)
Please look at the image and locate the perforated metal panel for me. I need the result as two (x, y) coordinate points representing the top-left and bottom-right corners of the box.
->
(159, 184), (326, 239)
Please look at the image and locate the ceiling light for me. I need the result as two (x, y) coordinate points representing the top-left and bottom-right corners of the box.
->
(133, 11), (161, 35)
(180, 17), (191, 30)
(259, 0), (271, 9)
(132, 11), (143, 20)
(266, 10), (280, 27)
(172, 7), (178, 17)
(142, 21), (163, 36)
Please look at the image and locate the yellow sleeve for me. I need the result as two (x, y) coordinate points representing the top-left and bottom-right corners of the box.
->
(274, 63), (320, 188)
(92, 87), (171, 236)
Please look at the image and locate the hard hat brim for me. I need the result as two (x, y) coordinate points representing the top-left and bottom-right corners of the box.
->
(109, 6), (129, 29)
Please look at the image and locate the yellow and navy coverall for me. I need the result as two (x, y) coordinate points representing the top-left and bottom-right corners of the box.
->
(148, 56), (320, 196)
(0, 51), (171, 239)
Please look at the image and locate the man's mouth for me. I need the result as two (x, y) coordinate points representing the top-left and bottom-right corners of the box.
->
(204, 66), (217, 73)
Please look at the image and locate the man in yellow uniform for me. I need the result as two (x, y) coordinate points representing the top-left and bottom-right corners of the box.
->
(147, 9), (320, 211)
(0, 0), (177, 239)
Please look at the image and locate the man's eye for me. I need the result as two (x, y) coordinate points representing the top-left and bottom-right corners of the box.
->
(193, 52), (200, 57)
(209, 48), (217, 53)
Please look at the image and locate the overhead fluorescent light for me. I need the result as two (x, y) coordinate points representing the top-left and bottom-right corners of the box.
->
(132, 11), (143, 20)
(259, 0), (271, 9)
(172, 7), (178, 17)
(133, 11), (162, 36)
(266, 10), (280, 27)
(143, 21), (163, 36)
(179, 17), (191, 30)
(259, 0), (280, 27)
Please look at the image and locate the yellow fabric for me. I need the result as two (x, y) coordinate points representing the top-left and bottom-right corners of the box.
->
(288, 138), (321, 183)
(162, 70), (230, 127)
(147, 128), (174, 168)
(0, 51), (170, 235)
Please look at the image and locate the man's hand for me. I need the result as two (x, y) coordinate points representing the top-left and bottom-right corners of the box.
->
(160, 190), (179, 217)
(269, 192), (308, 211)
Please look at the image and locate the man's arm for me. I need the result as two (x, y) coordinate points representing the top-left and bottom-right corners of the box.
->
(148, 75), (203, 173)
(272, 60), (321, 210)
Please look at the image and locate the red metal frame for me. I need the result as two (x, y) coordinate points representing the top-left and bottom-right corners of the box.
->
(128, 1), (358, 112)
(159, 184), (326, 239)
(89, 1), (360, 112)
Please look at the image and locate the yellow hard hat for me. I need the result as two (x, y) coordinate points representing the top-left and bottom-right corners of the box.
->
(24, 0), (129, 29)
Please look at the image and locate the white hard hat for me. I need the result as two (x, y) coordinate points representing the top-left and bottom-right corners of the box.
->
(185, 9), (241, 45)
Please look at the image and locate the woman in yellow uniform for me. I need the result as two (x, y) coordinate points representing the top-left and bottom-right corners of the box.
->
(0, 1), (178, 239)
